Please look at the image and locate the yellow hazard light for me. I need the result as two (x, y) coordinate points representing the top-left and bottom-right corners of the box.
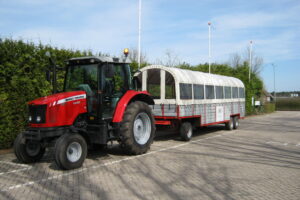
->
(124, 48), (129, 56)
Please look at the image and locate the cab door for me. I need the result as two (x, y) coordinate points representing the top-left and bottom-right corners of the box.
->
(101, 63), (130, 119)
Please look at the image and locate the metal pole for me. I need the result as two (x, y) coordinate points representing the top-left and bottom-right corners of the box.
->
(272, 63), (276, 103)
(208, 22), (211, 74)
(138, 0), (141, 70)
(249, 40), (252, 81)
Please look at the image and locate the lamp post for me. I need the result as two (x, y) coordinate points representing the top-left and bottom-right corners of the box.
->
(138, 0), (142, 70)
(271, 63), (276, 103)
(249, 40), (253, 81)
(208, 21), (211, 74)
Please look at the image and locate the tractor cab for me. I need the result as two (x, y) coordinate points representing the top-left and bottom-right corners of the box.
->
(65, 56), (132, 119)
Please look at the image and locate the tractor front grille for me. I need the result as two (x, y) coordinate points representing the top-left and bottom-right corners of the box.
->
(28, 104), (47, 124)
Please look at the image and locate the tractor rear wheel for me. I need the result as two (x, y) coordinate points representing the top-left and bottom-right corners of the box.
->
(120, 101), (155, 155)
(54, 133), (87, 170)
(14, 133), (45, 163)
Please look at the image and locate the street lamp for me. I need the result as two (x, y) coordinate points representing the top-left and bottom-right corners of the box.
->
(249, 40), (253, 81)
(138, 0), (142, 70)
(271, 63), (276, 103)
(208, 21), (211, 74)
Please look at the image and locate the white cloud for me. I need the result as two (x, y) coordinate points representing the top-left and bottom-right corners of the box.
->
(9, 0), (141, 56)
(2, 0), (300, 67)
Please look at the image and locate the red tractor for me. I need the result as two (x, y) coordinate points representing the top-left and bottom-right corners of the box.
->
(14, 49), (156, 170)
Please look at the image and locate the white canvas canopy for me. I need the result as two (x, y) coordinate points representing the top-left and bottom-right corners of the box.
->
(136, 65), (244, 86)
(134, 65), (245, 105)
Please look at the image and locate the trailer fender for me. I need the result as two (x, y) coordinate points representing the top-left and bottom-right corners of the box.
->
(112, 90), (154, 123)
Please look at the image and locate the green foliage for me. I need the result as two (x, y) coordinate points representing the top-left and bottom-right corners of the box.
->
(0, 38), (90, 149)
(276, 98), (300, 111)
(263, 103), (276, 113)
(129, 61), (148, 75)
(113, 75), (123, 92)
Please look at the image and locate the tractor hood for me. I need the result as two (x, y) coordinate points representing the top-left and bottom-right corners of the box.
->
(29, 91), (87, 106)
(28, 91), (88, 128)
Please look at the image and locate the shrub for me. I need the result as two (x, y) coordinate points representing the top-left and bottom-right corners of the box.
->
(276, 98), (300, 111)
(263, 103), (276, 113)
(0, 38), (90, 149)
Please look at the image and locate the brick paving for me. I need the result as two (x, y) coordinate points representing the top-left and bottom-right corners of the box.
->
(0, 111), (299, 200)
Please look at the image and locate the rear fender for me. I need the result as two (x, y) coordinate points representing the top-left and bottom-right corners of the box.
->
(112, 90), (154, 123)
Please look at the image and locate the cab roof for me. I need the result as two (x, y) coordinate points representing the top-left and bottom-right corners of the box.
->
(68, 56), (130, 64)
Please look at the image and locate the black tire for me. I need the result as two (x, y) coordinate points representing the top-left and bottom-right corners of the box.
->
(180, 122), (193, 141)
(233, 116), (239, 129)
(225, 117), (234, 130)
(54, 133), (87, 170)
(119, 101), (156, 155)
(14, 133), (45, 163)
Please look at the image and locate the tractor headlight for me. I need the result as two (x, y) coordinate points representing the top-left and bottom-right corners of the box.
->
(36, 116), (41, 122)
(29, 116), (32, 122)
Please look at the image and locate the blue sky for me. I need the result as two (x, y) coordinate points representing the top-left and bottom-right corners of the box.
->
(1, 0), (299, 92)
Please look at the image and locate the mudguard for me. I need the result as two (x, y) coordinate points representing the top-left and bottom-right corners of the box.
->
(112, 90), (154, 123)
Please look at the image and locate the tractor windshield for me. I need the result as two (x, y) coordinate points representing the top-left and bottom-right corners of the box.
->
(64, 64), (98, 96)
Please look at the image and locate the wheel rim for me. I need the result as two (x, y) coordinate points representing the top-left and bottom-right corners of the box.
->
(66, 142), (82, 163)
(187, 126), (192, 138)
(26, 142), (41, 157)
(133, 112), (151, 145)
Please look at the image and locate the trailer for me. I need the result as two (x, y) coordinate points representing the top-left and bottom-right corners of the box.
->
(14, 50), (245, 170)
(134, 65), (245, 140)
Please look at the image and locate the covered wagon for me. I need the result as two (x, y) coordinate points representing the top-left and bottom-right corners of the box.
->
(134, 65), (245, 140)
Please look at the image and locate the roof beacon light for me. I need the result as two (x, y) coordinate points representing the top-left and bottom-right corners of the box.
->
(124, 48), (129, 57)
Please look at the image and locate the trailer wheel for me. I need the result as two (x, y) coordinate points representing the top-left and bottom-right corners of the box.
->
(225, 117), (234, 130)
(14, 133), (45, 163)
(233, 116), (239, 129)
(180, 122), (193, 141)
(120, 101), (155, 155)
(54, 133), (87, 170)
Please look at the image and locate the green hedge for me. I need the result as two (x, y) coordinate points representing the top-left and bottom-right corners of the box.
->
(0, 38), (91, 149)
(263, 103), (276, 113)
(276, 98), (300, 111)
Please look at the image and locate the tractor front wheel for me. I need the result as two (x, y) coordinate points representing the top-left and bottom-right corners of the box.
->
(120, 101), (155, 155)
(14, 133), (45, 163)
(54, 133), (87, 170)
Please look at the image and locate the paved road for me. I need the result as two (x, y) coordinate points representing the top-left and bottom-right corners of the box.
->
(0, 111), (299, 200)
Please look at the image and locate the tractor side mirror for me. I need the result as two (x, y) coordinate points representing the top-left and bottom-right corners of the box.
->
(105, 64), (115, 78)
(132, 76), (141, 91)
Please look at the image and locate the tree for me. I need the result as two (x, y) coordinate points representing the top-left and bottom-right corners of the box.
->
(229, 53), (242, 68)
(127, 48), (147, 64)
(126, 48), (148, 73)
(244, 46), (263, 75)
(229, 47), (264, 75)
(155, 49), (181, 67)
